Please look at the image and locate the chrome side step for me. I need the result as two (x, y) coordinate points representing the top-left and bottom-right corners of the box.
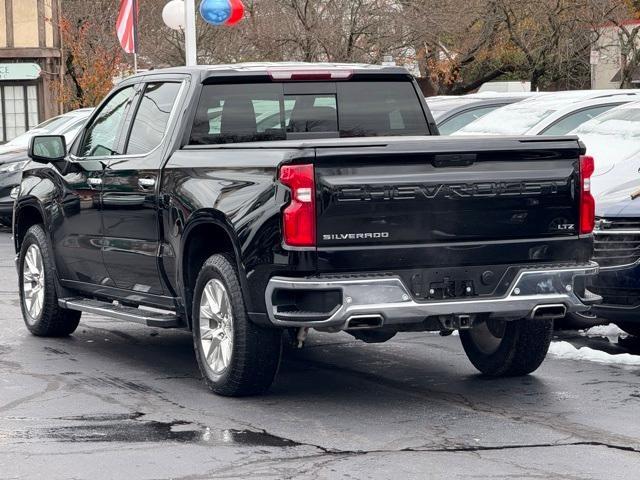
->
(59, 298), (182, 328)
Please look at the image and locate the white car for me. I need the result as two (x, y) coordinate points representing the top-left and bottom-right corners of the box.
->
(427, 92), (541, 135)
(454, 90), (640, 137)
(569, 101), (640, 200)
(0, 108), (94, 155)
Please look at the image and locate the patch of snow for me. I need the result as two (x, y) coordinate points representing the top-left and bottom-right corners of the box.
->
(549, 341), (640, 366)
(452, 330), (459, 336)
(581, 323), (627, 338)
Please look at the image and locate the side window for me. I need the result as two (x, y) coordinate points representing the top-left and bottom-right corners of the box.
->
(126, 82), (182, 155)
(542, 105), (618, 136)
(78, 87), (135, 157)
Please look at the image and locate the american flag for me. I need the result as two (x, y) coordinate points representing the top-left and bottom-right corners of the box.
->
(116, 0), (138, 54)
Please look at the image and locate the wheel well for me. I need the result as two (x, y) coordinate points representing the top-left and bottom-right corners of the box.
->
(15, 205), (44, 249)
(182, 222), (237, 326)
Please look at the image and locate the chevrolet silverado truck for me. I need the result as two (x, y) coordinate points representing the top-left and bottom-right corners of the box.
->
(14, 63), (599, 397)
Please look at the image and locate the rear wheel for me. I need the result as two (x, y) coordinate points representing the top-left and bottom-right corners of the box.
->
(192, 253), (282, 396)
(460, 317), (553, 376)
(18, 225), (81, 337)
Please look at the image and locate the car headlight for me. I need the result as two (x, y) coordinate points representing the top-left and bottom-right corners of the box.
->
(0, 160), (28, 174)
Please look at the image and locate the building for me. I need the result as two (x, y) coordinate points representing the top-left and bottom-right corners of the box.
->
(591, 19), (640, 90)
(0, 0), (61, 143)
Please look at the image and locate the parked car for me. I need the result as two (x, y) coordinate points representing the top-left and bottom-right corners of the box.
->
(0, 108), (93, 154)
(568, 101), (640, 199)
(0, 108), (93, 225)
(14, 63), (597, 396)
(588, 185), (640, 337)
(454, 90), (640, 136)
(428, 93), (538, 135)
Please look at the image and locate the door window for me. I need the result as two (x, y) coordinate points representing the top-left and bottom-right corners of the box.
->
(126, 82), (182, 155)
(78, 86), (135, 157)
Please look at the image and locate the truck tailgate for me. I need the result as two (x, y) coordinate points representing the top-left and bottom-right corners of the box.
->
(315, 137), (583, 247)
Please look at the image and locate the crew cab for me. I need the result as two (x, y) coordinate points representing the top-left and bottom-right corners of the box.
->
(14, 63), (598, 396)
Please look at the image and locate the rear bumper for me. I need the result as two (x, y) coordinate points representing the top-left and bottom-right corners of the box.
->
(265, 262), (599, 330)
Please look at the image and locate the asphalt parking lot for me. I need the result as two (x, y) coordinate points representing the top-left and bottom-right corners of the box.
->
(0, 229), (639, 479)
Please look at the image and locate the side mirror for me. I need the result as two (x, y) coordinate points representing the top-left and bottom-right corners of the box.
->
(28, 135), (67, 164)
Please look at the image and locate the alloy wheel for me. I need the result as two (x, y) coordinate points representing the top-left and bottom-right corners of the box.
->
(199, 279), (234, 375)
(22, 244), (45, 323)
(468, 318), (507, 355)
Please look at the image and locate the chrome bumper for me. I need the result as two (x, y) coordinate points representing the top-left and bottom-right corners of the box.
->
(265, 262), (599, 329)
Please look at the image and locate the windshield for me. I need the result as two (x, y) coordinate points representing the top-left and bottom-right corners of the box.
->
(571, 105), (640, 178)
(438, 105), (501, 135)
(5, 115), (71, 148)
(427, 98), (471, 121)
(4, 111), (91, 148)
(454, 91), (601, 135)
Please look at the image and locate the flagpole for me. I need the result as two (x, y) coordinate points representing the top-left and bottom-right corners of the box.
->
(184, 0), (197, 66)
(132, 0), (139, 73)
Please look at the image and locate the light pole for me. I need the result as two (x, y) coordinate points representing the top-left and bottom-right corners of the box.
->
(184, 0), (197, 66)
(162, 0), (198, 66)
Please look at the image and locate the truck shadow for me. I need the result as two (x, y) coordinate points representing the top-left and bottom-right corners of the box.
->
(21, 323), (639, 413)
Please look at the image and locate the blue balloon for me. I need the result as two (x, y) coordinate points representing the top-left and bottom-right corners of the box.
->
(200, 0), (232, 25)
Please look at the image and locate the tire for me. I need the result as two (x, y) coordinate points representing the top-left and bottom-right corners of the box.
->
(18, 224), (81, 337)
(192, 253), (282, 397)
(459, 317), (553, 377)
(617, 323), (640, 337)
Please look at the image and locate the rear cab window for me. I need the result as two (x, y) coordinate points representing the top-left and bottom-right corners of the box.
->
(189, 80), (429, 145)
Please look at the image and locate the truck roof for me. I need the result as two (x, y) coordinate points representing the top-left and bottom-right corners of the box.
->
(128, 62), (411, 82)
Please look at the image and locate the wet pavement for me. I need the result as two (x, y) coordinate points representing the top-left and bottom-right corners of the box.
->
(0, 229), (639, 479)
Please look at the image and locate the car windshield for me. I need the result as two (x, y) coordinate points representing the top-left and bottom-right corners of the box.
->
(454, 91), (602, 135)
(4, 110), (91, 148)
(571, 105), (640, 177)
(427, 98), (471, 121)
(5, 115), (72, 148)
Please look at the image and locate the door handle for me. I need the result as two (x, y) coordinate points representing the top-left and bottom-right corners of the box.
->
(87, 177), (103, 188)
(138, 178), (156, 189)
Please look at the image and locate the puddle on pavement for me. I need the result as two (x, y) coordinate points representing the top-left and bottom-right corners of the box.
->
(1, 413), (301, 447)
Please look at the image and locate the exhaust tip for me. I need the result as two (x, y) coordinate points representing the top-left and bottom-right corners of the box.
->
(345, 314), (384, 330)
(531, 304), (567, 320)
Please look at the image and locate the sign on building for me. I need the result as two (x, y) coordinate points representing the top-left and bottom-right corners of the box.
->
(0, 63), (42, 81)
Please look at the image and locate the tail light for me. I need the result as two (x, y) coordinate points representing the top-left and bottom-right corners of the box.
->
(280, 164), (316, 247)
(580, 155), (595, 234)
(268, 69), (353, 81)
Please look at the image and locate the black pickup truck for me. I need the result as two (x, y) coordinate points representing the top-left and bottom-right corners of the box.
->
(14, 63), (598, 396)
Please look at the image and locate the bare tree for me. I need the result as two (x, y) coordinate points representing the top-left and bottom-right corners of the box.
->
(59, 0), (623, 102)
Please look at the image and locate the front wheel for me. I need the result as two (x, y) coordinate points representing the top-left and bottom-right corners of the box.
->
(459, 317), (553, 377)
(192, 253), (282, 396)
(18, 224), (81, 337)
